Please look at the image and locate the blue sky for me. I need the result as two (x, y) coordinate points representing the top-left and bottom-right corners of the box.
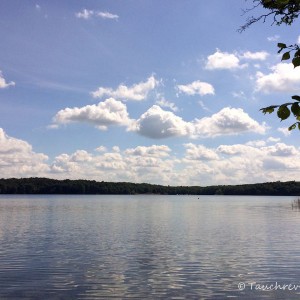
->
(1, 0), (300, 185)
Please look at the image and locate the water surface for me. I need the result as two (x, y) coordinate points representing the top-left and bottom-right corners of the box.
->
(0, 195), (299, 299)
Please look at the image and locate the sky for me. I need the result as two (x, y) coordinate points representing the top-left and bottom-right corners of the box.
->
(1, 0), (300, 186)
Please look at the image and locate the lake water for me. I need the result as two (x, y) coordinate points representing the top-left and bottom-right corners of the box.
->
(0, 195), (299, 299)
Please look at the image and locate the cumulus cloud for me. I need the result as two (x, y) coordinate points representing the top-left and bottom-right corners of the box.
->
(184, 143), (219, 160)
(76, 9), (119, 20)
(1, 127), (299, 185)
(182, 141), (300, 185)
(91, 76), (158, 101)
(44, 140), (300, 185)
(176, 80), (215, 96)
(241, 51), (269, 60)
(0, 128), (49, 177)
(50, 144), (175, 184)
(205, 49), (246, 70)
(53, 98), (132, 130)
(0, 71), (15, 89)
(256, 63), (300, 93)
(95, 146), (107, 152)
(262, 143), (298, 156)
(131, 106), (266, 139)
(193, 107), (267, 138)
(125, 145), (171, 157)
(132, 105), (192, 139)
(217, 144), (259, 155)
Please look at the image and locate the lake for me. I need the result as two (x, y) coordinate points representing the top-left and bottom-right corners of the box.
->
(0, 195), (299, 299)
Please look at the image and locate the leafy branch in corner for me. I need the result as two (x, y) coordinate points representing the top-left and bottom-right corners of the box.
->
(261, 95), (300, 131)
(260, 42), (300, 131)
(240, 0), (300, 131)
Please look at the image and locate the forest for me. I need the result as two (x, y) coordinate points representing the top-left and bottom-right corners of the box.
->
(0, 177), (299, 196)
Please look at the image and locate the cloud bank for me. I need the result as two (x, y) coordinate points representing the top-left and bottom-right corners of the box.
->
(1, 128), (299, 186)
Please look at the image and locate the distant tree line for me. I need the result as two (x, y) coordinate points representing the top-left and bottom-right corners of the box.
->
(0, 177), (299, 196)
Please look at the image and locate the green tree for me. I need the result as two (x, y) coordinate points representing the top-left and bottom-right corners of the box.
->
(240, 0), (300, 131)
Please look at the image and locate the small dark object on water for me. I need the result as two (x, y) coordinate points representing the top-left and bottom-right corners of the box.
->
(292, 198), (300, 210)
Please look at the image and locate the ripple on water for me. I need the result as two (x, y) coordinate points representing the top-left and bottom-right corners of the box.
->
(0, 195), (299, 299)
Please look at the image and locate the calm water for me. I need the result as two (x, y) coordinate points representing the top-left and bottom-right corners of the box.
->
(0, 195), (299, 299)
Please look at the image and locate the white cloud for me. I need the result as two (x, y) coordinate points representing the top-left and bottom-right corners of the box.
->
(241, 51), (269, 61)
(97, 11), (119, 20)
(182, 141), (300, 185)
(193, 107), (267, 138)
(0, 128), (49, 177)
(278, 127), (291, 136)
(267, 35), (280, 42)
(155, 98), (178, 112)
(112, 146), (120, 152)
(75, 9), (94, 19)
(205, 49), (246, 70)
(95, 146), (107, 152)
(184, 143), (219, 160)
(45, 141), (300, 185)
(232, 91), (246, 99)
(76, 9), (119, 20)
(132, 106), (266, 139)
(53, 98), (132, 129)
(267, 137), (281, 143)
(246, 140), (266, 147)
(125, 145), (171, 157)
(50, 145), (175, 184)
(256, 63), (300, 93)
(198, 100), (210, 111)
(262, 143), (298, 156)
(1, 128), (299, 186)
(70, 150), (93, 162)
(177, 80), (215, 96)
(132, 105), (192, 139)
(91, 76), (158, 101)
(0, 71), (15, 89)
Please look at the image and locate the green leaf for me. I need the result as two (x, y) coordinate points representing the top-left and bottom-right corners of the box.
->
(277, 0), (289, 5)
(277, 105), (290, 120)
(292, 57), (300, 68)
(295, 49), (300, 57)
(278, 43), (287, 48)
(260, 106), (278, 114)
(291, 103), (300, 116)
(282, 51), (290, 60)
(288, 123), (296, 131)
(292, 95), (300, 101)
